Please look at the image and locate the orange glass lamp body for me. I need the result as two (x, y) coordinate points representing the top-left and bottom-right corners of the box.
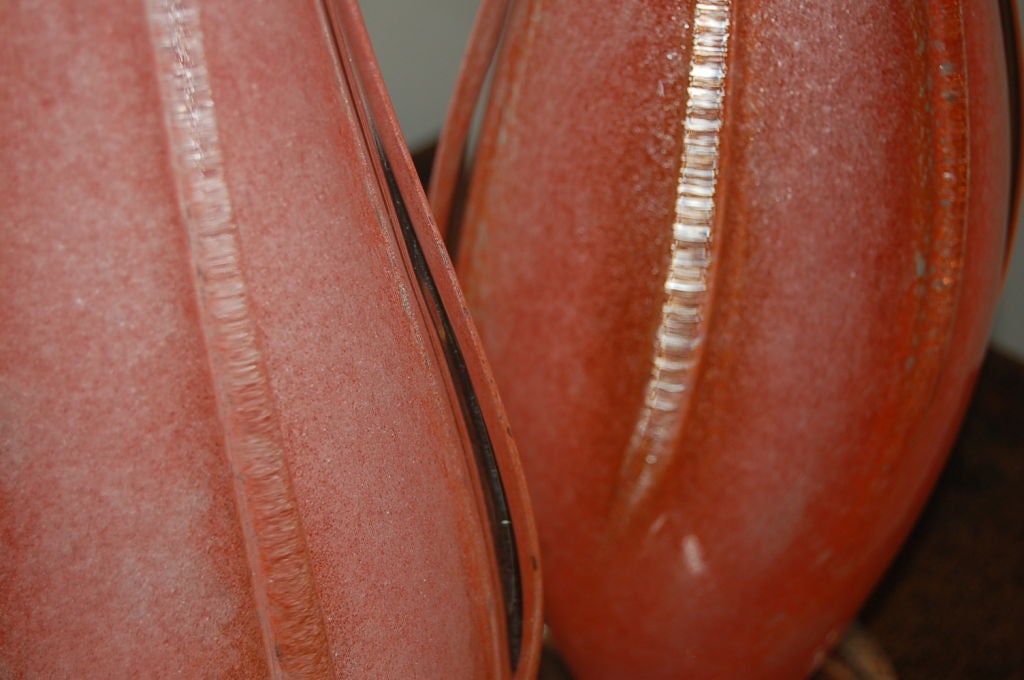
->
(0, 1), (541, 677)
(433, 1), (1018, 678)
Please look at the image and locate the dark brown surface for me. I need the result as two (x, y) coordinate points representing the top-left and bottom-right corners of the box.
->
(858, 348), (1024, 679)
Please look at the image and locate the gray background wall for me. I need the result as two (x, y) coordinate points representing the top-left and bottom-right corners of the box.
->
(993, 236), (1023, 360)
(362, 1), (1023, 360)
(361, 0), (479, 151)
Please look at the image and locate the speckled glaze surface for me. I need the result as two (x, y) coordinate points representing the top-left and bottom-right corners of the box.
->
(438, 1), (1015, 678)
(0, 1), (541, 677)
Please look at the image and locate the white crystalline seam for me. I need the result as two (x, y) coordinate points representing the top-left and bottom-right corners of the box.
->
(145, 1), (331, 675)
(620, 0), (731, 509)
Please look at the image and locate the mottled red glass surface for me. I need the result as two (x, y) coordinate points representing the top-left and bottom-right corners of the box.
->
(435, 1), (1016, 678)
(0, 1), (541, 677)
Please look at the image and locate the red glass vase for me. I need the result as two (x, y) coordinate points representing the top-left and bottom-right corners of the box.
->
(0, 1), (541, 677)
(432, 1), (1019, 677)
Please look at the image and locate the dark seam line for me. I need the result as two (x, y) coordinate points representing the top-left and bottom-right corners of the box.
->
(318, 3), (524, 668)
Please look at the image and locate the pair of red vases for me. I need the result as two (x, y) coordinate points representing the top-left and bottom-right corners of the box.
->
(1, 1), (1018, 678)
